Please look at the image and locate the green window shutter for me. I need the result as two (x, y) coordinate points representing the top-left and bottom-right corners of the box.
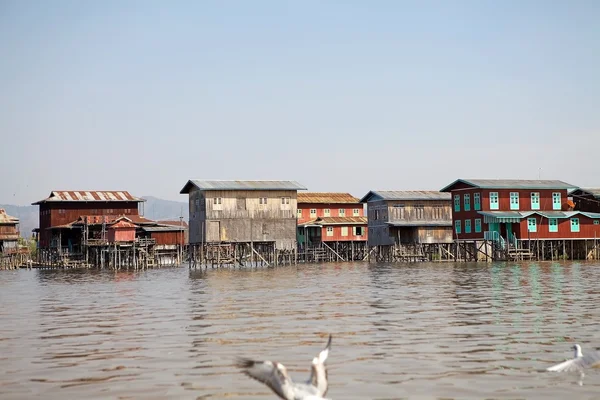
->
(455, 220), (461, 234)
(552, 193), (561, 210)
(527, 218), (537, 232)
(474, 193), (481, 211)
(475, 218), (482, 233)
(570, 218), (580, 232)
(549, 218), (558, 233)
(490, 192), (499, 210)
(531, 192), (540, 210)
(510, 192), (519, 210)
(465, 219), (471, 233)
(464, 194), (471, 211)
(454, 195), (461, 212)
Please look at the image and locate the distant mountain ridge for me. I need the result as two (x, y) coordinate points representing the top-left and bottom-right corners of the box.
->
(0, 196), (189, 238)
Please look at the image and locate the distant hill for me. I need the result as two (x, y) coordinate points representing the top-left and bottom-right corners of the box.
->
(0, 196), (189, 238)
(140, 196), (189, 221)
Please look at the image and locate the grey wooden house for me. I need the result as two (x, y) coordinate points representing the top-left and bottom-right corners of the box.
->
(359, 190), (453, 261)
(180, 180), (307, 267)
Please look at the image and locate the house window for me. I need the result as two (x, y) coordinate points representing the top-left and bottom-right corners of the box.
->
(510, 192), (519, 210)
(341, 226), (348, 236)
(552, 192), (561, 210)
(454, 220), (461, 234)
(213, 198), (222, 205)
(324, 208), (331, 217)
(326, 226), (333, 237)
(353, 208), (360, 217)
(549, 218), (558, 233)
(353, 226), (363, 236)
(374, 210), (379, 220)
(259, 197), (268, 205)
(415, 205), (424, 219)
(474, 193), (481, 211)
(310, 209), (317, 218)
(465, 219), (471, 233)
(281, 197), (290, 205)
(527, 218), (537, 232)
(570, 218), (580, 232)
(236, 198), (246, 210)
(339, 209), (346, 216)
(464, 194), (471, 211)
(454, 195), (460, 212)
(490, 192), (499, 210)
(531, 192), (540, 210)
(594, 220), (600, 225)
(475, 218), (482, 233)
(297, 209), (302, 218)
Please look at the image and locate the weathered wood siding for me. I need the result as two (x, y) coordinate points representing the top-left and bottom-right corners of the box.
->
(188, 188), (298, 249)
(367, 199), (452, 245)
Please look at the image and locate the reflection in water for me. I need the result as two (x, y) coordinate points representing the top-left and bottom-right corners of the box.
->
(1, 262), (600, 399)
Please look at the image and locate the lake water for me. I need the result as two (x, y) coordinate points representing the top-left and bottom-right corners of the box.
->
(1, 262), (599, 399)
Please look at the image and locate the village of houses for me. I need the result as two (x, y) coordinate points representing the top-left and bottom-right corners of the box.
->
(1, 178), (600, 270)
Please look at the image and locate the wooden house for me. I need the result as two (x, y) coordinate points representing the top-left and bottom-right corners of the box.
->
(0, 209), (19, 254)
(570, 188), (600, 213)
(440, 179), (600, 260)
(107, 218), (136, 242)
(32, 191), (144, 249)
(180, 180), (307, 266)
(297, 192), (367, 245)
(296, 193), (367, 261)
(360, 191), (453, 246)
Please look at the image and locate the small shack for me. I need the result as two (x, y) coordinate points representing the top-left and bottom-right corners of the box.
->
(107, 218), (136, 242)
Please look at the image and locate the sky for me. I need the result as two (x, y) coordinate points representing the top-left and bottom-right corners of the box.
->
(1, 0), (599, 205)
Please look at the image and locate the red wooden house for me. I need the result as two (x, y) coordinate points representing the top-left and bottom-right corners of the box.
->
(297, 192), (367, 246)
(440, 179), (600, 243)
(32, 191), (144, 249)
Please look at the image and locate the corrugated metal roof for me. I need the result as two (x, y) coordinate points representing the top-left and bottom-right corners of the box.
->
(180, 180), (307, 193)
(32, 191), (144, 204)
(360, 190), (451, 203)
(571, 188), (600, 198)
(0, 233), (19, 240)
(477, 210), (600, 220)
(108, 220), (137, 229)
(298, 192), (360, 204)
(141, 225), (186, 232)
(386, 221), (452, 227)
(0, 209), (19, 224)
(298, 216), (368, 226)
(440, 179), (578, 192)
(157, 220), (189, 228)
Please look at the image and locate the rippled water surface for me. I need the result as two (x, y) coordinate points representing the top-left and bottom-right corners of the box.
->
(1, 262), (600, 399)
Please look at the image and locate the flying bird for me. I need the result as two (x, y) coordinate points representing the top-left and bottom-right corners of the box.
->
(546, 344), (600, 373)
(546, 343), (600, 385)
(236, 334), (333, 400)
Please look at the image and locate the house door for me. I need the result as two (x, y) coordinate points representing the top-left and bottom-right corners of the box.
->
(506, 224), (513, 240)
(207, 221), (220, 242)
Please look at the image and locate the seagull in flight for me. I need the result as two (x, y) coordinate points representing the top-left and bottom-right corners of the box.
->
(236, 334), (333, 400)
(546, 344), (600, 385)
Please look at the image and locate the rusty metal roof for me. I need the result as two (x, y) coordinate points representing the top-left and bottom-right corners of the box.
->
(360, 190), (451, 203)
(157, 220), (189, 228)
(298, 192), (360, 204)
(141, 225), (186, 232)
(180, 180), (307, 193)
(32, 191), (144, 205)
(571, 188), (600, 198)
(440, 179), (578, 192)
(108, 220), (137, 229)
(0, 233), (19, 240)
(298, 216), (368, 226)
(0, 209), (19, 224)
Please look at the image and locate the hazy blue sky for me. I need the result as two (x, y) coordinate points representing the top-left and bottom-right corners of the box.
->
(1, 1), (599, 205)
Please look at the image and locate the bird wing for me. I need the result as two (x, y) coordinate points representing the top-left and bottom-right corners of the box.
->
(547, 351), (600, 372)
(546, 358), (582, 372)
(236, 358), (290, 400)
(308, 335), (332, 396)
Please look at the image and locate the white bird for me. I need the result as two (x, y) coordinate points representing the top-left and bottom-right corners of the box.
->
(546, 344), (600, 373)
(236, 334), (332, 400)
